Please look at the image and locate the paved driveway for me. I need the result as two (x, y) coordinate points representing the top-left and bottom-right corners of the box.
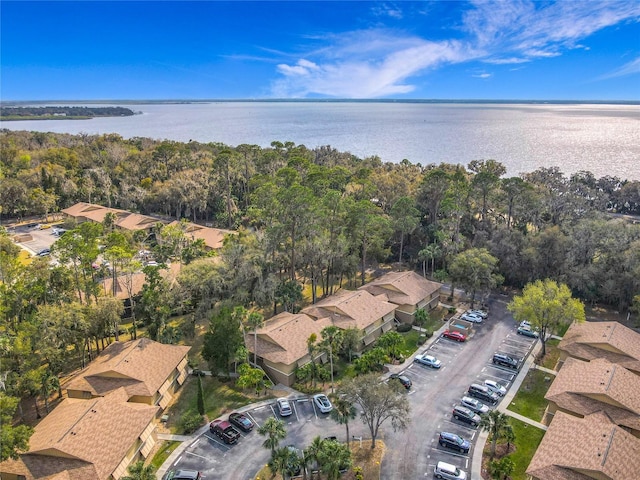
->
(380, 293), (536, 480)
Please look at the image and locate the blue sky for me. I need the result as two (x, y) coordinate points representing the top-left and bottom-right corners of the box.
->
(1, 1), (639, 100)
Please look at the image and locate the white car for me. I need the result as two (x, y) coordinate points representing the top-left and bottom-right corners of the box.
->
(484, 380), (507, 396)
(465, 309), (488, 319)
(460, 313), (483, 323)
(312, 394), (333, 413)
(519, 320), (532, 329)
(414, 354), (442, 369)
(276, 397), (292, 416)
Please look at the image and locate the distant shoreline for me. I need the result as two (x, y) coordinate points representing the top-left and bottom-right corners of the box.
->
(2, 99), (639, 106)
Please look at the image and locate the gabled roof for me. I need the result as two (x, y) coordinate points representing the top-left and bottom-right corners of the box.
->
(527, 411), (640, 480)
(559, 321), (640, 374)
(247, 312), (332, 366)
(100, 263), (182, 300)
(545, 357), (640, 432)
(167, 221), (234, 250)
(61, 202), (124, 223)
(115, 212), (159, 231)
(358, 270), (441, 306)
(0, 388), (158, 480)
(302, 289), (397, 330)
(65, 338), (190, 398)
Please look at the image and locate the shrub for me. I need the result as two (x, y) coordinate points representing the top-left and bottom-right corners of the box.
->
(424, 330), (433, 338)
(417, 336), (426, 346)
(179, 410), (204, 434)
(292, 383), (323, 394)
(396, 323), (413, 333)
(448, 307), (457, 314)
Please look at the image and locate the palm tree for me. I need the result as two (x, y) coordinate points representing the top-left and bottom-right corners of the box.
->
(503, 424), (516, 453)
(268, 446), (294, 479)
(304, 436), (325, 479)
(330, 397), (357, 447)
(258, 417), (287, 457)
(319, 440), (352, 480)
(246, 311), (264, 366)
(479, 410), (510, 460)
(489, 456), (515, 480)
(320, 325), (343, 393)
(121, 460), (156, 480)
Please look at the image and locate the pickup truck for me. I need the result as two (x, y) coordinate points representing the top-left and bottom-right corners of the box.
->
(209, 419), (240, 444)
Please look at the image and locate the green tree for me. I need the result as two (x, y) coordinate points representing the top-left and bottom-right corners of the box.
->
(375, 331), (404, 359)
(275, 278), (303, 313)
(319, 439), (352, 480)
(0, 392), (33, 461)
(330, 397), (357, 447)
(390, 196), (420, 263)
(258, 417), (287, 457)
(449, 248), (503, 308)
(508, 279), (585, 357)
(489, 456), (515, 480)
(479, 410), (510, 460)
(339, 372), (410, 449)
(419, 242), (441, 278)
(414, 308), (430, 331)
(236, 363), (266, 394)
(121, 460), (156, 480)
(201, 307), (244, 377)
(136, 265), (172, 341)
(320, 325), (343, 393)
(269, 445), (300, 479)
(304, 436), (325, 480)
(339, 327), (361, 362)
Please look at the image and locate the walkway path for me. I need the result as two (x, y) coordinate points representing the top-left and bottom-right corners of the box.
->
(470, 336), (549, 479)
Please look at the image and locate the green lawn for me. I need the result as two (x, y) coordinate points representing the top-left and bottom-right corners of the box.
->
(163, 376), (263, 433)
(398, 330), (423, 357)
(506, 418), (546, 480)
(538, 338), (561, 370)
(507, 369), (553, 422)
(150, 440), (181, 470)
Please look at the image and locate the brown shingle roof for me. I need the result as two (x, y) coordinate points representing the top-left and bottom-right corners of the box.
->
(302, 290), (397, 330)
(100, 263), (182, 300)
(114, 213), (159, 231)
(0, 388), (158, 480)
(527, 411), (640, 480)
(61, 203), (124, 223)
(247, 312), (332, 365)
(167, 221), (234, 250)
(358, 270), (441, 306)
(559, 321), (640, 374)
(65, 338), (190, 398)
(545, 357), (640, 432)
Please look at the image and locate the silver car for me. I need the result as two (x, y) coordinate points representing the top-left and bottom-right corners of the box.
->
(461, 395), (490, 414)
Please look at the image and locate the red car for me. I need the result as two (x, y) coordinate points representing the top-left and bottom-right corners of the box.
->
(442, 330), (466, 342)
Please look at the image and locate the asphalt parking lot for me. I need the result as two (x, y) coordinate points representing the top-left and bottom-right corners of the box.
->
(381, 294), (537, 480)
(10, 223), (61, 256)
(163, 395), (369, 480)
(161, 293), (535, 480)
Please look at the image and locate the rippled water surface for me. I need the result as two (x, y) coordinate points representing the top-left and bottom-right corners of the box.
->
(2, 102), (638, 180)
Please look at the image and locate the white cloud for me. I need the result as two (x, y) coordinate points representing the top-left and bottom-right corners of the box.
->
(473, 73), (493, 79)
(270, 1), (640, 98)
(371, 3), (403, 20)
(272, 30), (476, 98)
(597, 56), (640, 80)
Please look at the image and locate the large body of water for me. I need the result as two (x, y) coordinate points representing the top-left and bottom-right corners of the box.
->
(2, 102), (639, 180)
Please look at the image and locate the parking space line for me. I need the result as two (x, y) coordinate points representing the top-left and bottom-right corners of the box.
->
(253, 405), (267, 411)
(204, 433), (231, 450)
(432, 447), (469, 459)
(486, 364), (519, 374)
(246, 412), (260, 428)
(185, 451), (209, 460)
(190, 438), (201, 448)
(270, 404), (277, 417)
(480, 372), (513, 382)
(292, 400), (300, 422)
(174, 455), (183, 466)
(442, 419), (478, 432)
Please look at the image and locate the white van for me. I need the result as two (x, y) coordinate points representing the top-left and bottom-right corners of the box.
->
(434, 461), (467, 480)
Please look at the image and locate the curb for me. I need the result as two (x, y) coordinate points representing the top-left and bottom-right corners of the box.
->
(470, 336), (545, 479)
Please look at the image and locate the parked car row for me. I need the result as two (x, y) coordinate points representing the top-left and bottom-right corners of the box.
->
(208, 411), (256, 445)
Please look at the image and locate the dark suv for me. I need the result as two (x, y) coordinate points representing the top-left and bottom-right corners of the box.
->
(452, 405), (481, 427)
(492, 353), (519, 370)
(467, 384), (499, 405)
(438, 432), (471, 453)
